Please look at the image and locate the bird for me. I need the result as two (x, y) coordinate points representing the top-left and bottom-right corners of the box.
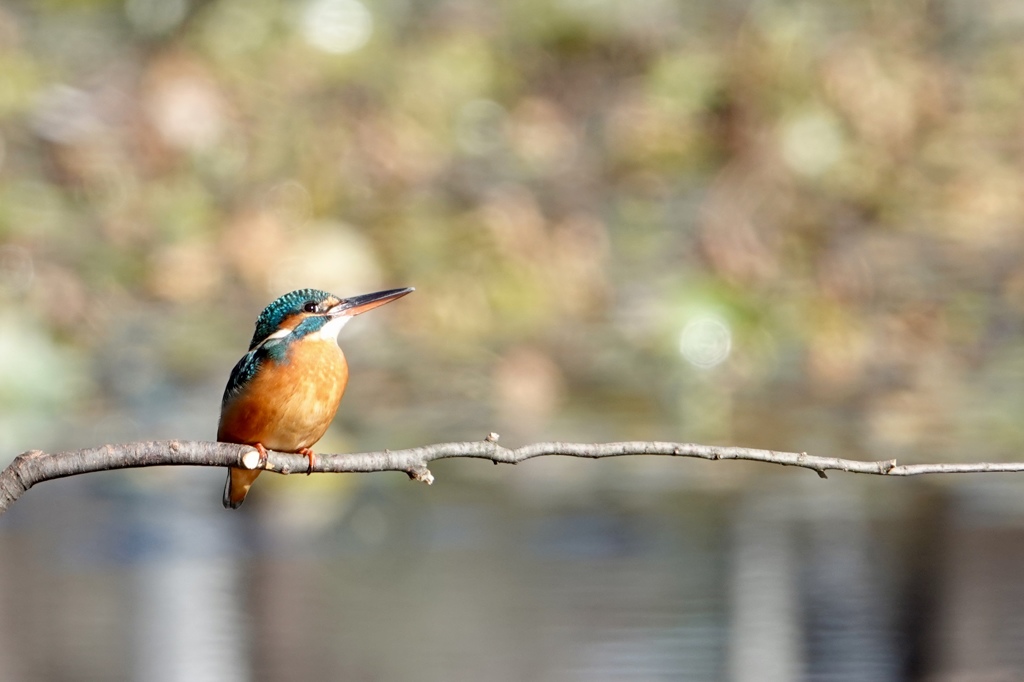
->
(218, 286), (414, 509)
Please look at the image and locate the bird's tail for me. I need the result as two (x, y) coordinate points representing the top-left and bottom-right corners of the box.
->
(223, 467), (261, 509)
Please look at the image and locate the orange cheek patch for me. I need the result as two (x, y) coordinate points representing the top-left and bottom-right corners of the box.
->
(277, 313), (308, 331)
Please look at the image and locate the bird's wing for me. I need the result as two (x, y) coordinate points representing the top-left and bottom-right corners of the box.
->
(222, 350), (261, 406)
(221, 334), (292, 407)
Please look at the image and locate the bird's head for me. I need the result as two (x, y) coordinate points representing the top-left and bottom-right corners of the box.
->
(249, 287), (414, 350)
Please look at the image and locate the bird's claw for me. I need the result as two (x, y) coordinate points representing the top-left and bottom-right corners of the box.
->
(299, 447), (316, 475)
(255, 443), (269, 468)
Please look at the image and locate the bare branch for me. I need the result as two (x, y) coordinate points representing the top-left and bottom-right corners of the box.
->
(1, 435), (1023, 515)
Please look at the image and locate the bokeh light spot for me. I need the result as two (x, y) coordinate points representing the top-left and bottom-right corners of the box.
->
(145, 71), (226, 151)
(780, 111), (844, 177)
(679, 315), (732, 369)
(299, 0), (373, 55)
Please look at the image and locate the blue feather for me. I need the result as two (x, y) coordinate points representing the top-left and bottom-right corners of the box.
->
(221, 337), (293, 406)
(221, 350), (259, 406)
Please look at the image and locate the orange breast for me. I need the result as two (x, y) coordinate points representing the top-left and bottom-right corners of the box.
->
(218, 339), (350, 452)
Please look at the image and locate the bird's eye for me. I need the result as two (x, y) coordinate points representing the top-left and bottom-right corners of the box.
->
(302, 301), (318, 313)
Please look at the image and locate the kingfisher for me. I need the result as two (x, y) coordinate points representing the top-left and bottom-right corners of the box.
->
(218, 286), (414, 509)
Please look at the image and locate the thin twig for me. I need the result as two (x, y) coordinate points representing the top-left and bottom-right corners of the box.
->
(1, 435), (1022, 515)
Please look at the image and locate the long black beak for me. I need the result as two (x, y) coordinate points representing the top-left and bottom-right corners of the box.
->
(327, 287), (414, 316)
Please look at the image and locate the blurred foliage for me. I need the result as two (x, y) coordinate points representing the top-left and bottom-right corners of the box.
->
(1, 0), (1024, 470)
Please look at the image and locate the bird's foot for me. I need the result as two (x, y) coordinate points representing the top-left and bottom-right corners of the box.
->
(298, 447), (316, 475)
(255, 443), (269, 468)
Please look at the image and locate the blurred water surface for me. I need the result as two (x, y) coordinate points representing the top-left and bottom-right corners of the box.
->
(3, 457), (1024, 681)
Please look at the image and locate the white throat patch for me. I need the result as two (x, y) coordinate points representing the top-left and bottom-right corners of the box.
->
(316, 314), (351, 343)
(256, 315), (351, 351)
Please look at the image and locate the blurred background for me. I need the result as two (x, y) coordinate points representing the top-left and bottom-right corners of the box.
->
(1, 0), (1024, 679)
